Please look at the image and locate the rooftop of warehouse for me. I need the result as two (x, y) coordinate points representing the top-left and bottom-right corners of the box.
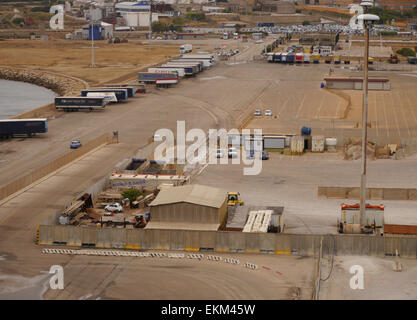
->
(149, 184), (227, 208)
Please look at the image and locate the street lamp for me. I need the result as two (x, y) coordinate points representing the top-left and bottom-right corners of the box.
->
(357, 2), (379, 231)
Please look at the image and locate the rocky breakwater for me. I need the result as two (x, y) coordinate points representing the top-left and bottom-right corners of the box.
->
(0, 67), (88, 118)
(0, 67), (87, 96)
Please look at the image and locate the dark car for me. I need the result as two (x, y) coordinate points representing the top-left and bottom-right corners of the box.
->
(70, 140), (82, 149)
(261, 150), (269, 160)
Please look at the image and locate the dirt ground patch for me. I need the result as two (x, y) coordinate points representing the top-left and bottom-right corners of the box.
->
(0, 39), (179, 85)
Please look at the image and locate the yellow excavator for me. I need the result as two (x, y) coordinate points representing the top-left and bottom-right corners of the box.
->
(227, 192), (244, 207)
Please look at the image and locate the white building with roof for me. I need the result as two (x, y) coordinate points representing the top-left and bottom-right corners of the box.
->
(115, 1), (158, 27)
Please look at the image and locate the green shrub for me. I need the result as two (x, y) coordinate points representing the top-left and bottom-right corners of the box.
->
(396, 47), (416, 57)
(302, 20), (310, 26)
(12, 18), (24, 25)
(121, 188), (144, 203)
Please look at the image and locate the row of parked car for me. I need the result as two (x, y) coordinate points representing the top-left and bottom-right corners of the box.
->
(216, 148), (269, 160)
(254, 109), (272, 117)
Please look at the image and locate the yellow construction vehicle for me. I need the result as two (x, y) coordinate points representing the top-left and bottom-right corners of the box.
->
(227, 192), (244, 207)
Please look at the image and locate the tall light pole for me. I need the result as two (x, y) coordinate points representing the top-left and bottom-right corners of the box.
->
(357, 2), (379, 230)
(148, 0), (152, 50)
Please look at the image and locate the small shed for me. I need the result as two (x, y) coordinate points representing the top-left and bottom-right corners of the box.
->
(147, 184), (228, 231)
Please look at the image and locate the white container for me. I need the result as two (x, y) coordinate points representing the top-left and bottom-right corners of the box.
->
(290, 136), (304, 154)
(312, 135), (325, 152)
(325, 137), (337, 146)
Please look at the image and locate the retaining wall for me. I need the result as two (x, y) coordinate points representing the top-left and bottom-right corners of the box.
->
(0, 133), (111, 201)
(39, 225), (417, 259)
(318, 186), (417, 200)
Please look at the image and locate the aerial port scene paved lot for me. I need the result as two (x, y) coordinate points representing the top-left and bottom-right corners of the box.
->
(1, 0), (417, 303)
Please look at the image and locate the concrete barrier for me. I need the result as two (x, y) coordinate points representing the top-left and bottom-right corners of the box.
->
(318, 186), (417, 201)
(38, 225), (417, 259)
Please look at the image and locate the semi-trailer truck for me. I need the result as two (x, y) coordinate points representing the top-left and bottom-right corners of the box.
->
(80, 88), (129, 101)
(160, 64), (195, 76)
(0, 118), (48, 138)
(148, 67), (184, 77)
(138, 72), (179, 84)
(55, 97), (107, 112)
(173, 59), (211, 68)
(179, 44), (192, 54)
(164, 62), (200, 74)
(181, 54), (215, 63)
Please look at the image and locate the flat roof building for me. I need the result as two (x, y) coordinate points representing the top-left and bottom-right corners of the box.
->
(147, 184), (228, 231)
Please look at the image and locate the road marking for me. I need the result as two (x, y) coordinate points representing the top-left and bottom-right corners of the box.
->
(395, 91), (411, 137)
(388, 92), (402, 138)
(315, 94), (325, 120)
(380, 92), (389, 138)
(295, 94), (306, 119)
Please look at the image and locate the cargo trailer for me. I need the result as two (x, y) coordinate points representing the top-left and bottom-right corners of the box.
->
(295, 53), (303, 63)
(303, 54), (311, 63)
(313, 55), (320, 64)
(169, 60), (204, 71)
(287, 53), (295, 64)
(101, 83), (146, 94)
(138, 72), (179, 84)
(181, 54), (215, 63)
(86, 92), (117, 103)
(267, 52), (274, 63)
(160, 64), (194, 76)
(166, 61), (202, 73)
(81, 88), (128, 101)
(55, 97), (107, 112)
(148, 67), (184, 77)
(273, 53), (282, 63)
(281, 52), (288, 63)
(173, 59), (211, 68)
(98, 86), (135, 97)
(0, 118), (48, 138)
(156, 79), (178, 87)
(163, 63), (199, 75)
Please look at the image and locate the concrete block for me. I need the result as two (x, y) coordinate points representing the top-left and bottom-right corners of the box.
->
(408, 189), (417, 200)
(383, 188), (408, 200)
(370, 188), (384, 200)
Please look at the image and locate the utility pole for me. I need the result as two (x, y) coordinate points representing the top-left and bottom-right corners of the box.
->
(148, 0), (152, 50)
(358, 2), (379, 229)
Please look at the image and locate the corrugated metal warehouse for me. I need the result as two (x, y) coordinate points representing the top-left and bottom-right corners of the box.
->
(147, 184), (228, 231)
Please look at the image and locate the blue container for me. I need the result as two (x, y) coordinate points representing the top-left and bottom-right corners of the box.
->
(320, 82), (324, 88)
(301, 126), (311, 136)
(89, 25), (101, 40)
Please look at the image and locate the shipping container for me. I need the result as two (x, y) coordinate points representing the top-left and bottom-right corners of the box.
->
(311, 135), (325, 152)
(263, 135), (286, 150)
(290, 136), (304, 154)
(295, 53), (303, 63)
(287, 53), (295, 64)
(0, 118), (48, 138)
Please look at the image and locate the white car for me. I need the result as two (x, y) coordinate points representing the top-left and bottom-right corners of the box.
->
(104, 203), (123, 214)
(228, 147), (238, 158)
(264, 110), (272, 116)
(254, 109), (261, 116)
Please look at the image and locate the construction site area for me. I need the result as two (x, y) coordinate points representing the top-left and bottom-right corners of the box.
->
(1, 29), (417, 300)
